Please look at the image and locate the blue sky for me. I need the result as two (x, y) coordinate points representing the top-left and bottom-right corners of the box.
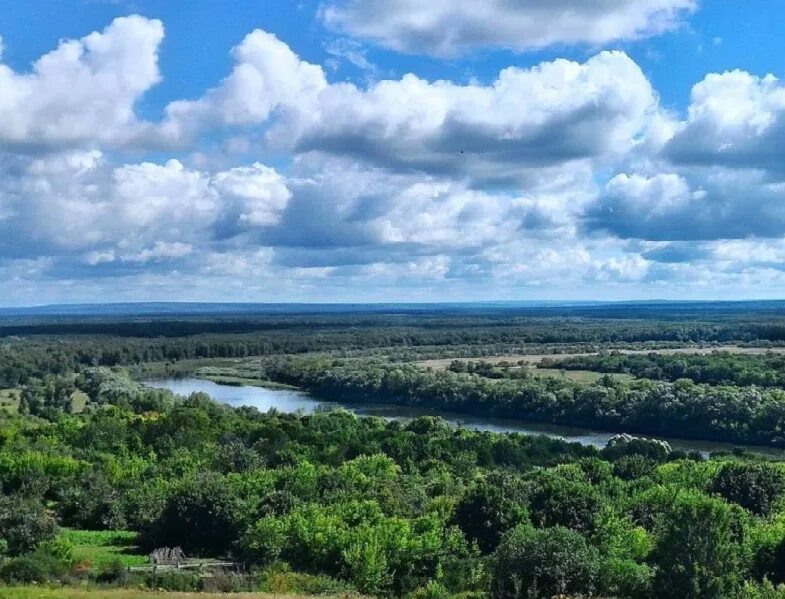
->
(1, 0), (784, 304)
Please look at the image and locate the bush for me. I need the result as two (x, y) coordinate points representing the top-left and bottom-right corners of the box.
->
(528, 475), (601, 535)
(142, 473), (247, 556)
(612, 455), (657, 481)
(0, 494), (58, 555)
(652, 491), (748, 599)
(144, 570), (201, 591)
(491, 525), (599, 599)
(710, 462), (785, 516)
(258, 563), (354, 595)
(0, 552), (65, 584)
(452, 473), (529, 553)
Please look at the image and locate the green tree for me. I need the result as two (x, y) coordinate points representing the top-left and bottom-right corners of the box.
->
(0, 494), (57, 556)
(652, 490), (748, 599)
(452, 473), (529, 553)
(710, 462), (785, 516)
(491, 525), (599, 599)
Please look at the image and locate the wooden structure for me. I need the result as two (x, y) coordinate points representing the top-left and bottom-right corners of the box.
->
(127, 547), (241, 574)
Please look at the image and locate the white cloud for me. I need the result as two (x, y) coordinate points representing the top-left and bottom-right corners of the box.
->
(322, 0), (696, 56)
(157, 29), (327, 144)
(150, 33), (656, 186)
(287, 51), (657, 185)
(9, 14), (785, 301)
(0, 152), (290, 268)
(665, 70), (785, 170)
(211, 164), (291, 227)
(0, 15), (163, 148)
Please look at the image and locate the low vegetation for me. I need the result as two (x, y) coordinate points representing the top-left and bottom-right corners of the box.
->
(6, 309), (785, 596)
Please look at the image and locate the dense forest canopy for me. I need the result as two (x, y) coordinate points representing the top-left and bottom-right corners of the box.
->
(5, 306), (785, 596)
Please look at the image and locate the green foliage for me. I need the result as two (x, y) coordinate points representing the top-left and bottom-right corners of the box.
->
(651, 490), (749, 599)
(710, 461), (785, 516)
(257, 563), (355, 594)
(60, 529), (147, 569)
(7, 314), (785, 598)
(527, 472), (602, 535)
(491, 525), (600, 599)
(0, 554), (61, 584)
(452, 472), (529, 553)
(142, 473), (247, 556)
(0, 494), (58, 556)
(268, 355), (785, 446)
(612, 455), (658, 481)
(547, 350), (785, 387)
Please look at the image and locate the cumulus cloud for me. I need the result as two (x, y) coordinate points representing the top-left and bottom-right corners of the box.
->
(584, 169), (785, 241)
(0, 152), (290, 272)
(665, 70), (785, 171)
(0, 15), (163, 148)
(152, 32), (656, 185)
(10, 13), (785, 301)
(289, 51), (657, 185)
(157, 29), (327, 144)
(262, 156), (585, 269)
(321, 0), (696, 56)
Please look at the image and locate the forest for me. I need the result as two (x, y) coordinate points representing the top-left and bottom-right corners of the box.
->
(5, 306), (785, 597)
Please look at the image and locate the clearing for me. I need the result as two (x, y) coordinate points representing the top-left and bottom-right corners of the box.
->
(0, 389), (20, 412)
(417, 345), (785, 370)
(62, 529), (147, 570)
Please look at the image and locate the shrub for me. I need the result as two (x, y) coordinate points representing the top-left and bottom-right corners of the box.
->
(710, 462), (785, 516)
(258, 563), (354, 595)
(142, 473), (247, 556)
(528, 475), (602, 535)
(0, 494), (58, 555)
(491, 525), (599, 599)
(452, 473), (529, 553)
(0, 552), (65, 584)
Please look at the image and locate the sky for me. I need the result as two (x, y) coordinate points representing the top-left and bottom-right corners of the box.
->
(1, 0), (784, 305)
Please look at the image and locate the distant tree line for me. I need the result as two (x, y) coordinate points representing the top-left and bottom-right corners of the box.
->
(544, 351), (785, 387)
(263, 357), (785, 447)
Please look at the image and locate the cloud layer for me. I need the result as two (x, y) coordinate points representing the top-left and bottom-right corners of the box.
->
(321, 0), (697, 56)
(4, 10), (785, 304)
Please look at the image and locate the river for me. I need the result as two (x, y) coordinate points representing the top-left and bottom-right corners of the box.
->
(143, 377), (785, 458)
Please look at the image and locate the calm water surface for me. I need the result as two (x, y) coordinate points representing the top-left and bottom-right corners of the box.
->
(143, 377), (785, 457)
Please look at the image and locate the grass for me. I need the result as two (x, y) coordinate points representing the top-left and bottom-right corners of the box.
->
(132, 360), (299, 391)
(0, 388), (89, 415)
(60, 529), (147, 570)
(530, 368), (635, 384)
(70, 391), (90, 413)
(0, 389), (20, 413)
(197, 374), (299, 390)
(132, 359), (247, 379)
(416, 345), (784, 370)
(0, 590), (350, 599)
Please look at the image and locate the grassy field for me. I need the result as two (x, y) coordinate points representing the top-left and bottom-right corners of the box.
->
(61, 529), (147, 570)
(194, 367), (298, 390)
(0, 387), (88, 415)
(0, 389), (20, 412)
(416, 344), (783, 370)
(132, 359), (298, 391)
(528, 368), (635, 383)
(131, 358), (244, 379)
(70, 390), (89, 413)
(0, 590), (348, 599)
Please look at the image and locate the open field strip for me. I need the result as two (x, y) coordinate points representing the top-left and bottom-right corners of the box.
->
(416, 345), (785, 370)
(0, 388), (20, 411)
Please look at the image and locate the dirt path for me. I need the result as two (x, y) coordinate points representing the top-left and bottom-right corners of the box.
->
(417, 346), (785, 370)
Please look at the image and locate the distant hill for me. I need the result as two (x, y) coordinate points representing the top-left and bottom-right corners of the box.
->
(1, 299), (785, 320)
